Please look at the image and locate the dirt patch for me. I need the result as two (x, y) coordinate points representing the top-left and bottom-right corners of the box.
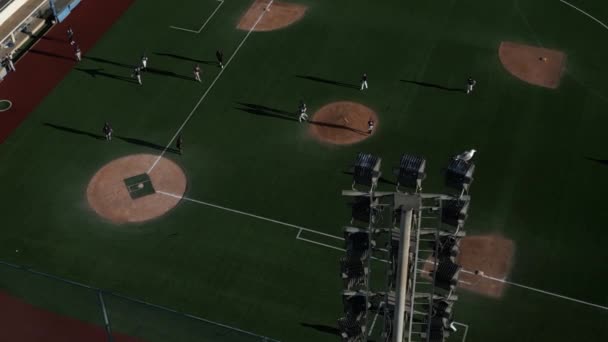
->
(422, 234), (515, 298)
(237, 0), (307, 31)
(499, 41), (566, 89)
(309, 101), (377, 145)
(86, 154), (186, 224)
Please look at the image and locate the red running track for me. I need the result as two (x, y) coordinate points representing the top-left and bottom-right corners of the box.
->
(0, 291), (145, 342)
(0, 0), (135, 143)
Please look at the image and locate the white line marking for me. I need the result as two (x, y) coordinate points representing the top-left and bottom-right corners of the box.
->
(169, 0), (224, 34)
(156, 191), (393, 263)
(368, 302), (384, 336)
(148, 0), (274, 173)
(453, 322), (469, 342)
(157, 190), (340, 240)
(422, 259), (608, 311)
(296, 236), (345, 252)
(560, 0), (608, 30)
(97, 291), (113, 340)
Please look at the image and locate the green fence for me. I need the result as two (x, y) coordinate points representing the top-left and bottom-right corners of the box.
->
(0, 260), (280, 342)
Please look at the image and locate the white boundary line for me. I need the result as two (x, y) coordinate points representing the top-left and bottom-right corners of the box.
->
(423, 260), (608, 311)
(453, 322), (469, 342)
(157, 191), (393, 264)
(559, 0), (608, 30)
(158, 191), (607, 311)
(148, 0), (274, 173)
(368, 301), (384, 336)
(157, 190), (340, 240)
(0, 99), (12, 112)
(97, 291), (113, 340)
(169, 0), (224, 34)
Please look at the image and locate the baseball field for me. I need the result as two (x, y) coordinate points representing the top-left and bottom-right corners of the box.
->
(1, 0), (608, 341)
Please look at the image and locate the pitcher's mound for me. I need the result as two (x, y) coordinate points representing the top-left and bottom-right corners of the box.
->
(499, 41), (566, 89)
(421, 234), (515, 298)
(238, 0), (307, 31)
(86, 154), (187, 224)
(309, 101), (377, 145)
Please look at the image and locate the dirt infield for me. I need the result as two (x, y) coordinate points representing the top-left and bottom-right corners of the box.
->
(238, 0), (307, 31)
(456, 234), (515, 298)
(0, 291), (143, 342)
(309, 101), (378, 145)
(499, 41), (566, 89)
(86, 154), (186, 224)
(422, 234), (515, 298)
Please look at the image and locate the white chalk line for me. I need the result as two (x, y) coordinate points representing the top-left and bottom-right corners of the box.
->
(157, 192), (606, 311)
(368, 301), (384, 336)
(169, 0), (224, 34)
(157, 191), (392, 264)
(422, 260), (608, 311)
(148, 0), (274, 173)
(453, 322), (469, 342)
(559, 0), (608, 31)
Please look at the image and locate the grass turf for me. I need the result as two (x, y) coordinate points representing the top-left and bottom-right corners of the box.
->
(1, 0), (608, 341)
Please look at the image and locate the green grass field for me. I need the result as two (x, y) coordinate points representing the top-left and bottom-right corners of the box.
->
(1, 0), (608, 341)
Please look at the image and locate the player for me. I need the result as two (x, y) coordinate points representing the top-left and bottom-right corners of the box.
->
(103, 122), (113, 141)
(67, 26), (74, 45)
(216, 50), (224, 69)
(176, 135), (183, 155)
(360, 73), (368, 90)
(194, 64), (201, 82)
(132, 67), (142, 85)
(141, 55), (148, 70)
(298, 100), (308, 122)
(74, 45), (81, 62)
(367, 117), (374, 134)
(4, 54), (15, 72)
(466, 77), (477, 94)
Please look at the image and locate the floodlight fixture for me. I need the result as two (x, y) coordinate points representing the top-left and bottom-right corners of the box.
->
(394, 154), (426, 193)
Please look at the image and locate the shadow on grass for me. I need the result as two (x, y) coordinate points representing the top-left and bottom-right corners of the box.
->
(235, 102), (297, 122)
(154, 52), (216, 65)
(300, 323), (340, 336)
(43, 123), (105, 140)
(342, 170), (397, 185)
(30, 49), (73, 61)
(401, 79), (464, 93)
(308, 120), (367, 135)
(75, 67), (137, 83)
(296, 75), (359, 89)
(84, 55), (133, 69)
(585, 157), (608, 166)
(43, 123), (179, 153)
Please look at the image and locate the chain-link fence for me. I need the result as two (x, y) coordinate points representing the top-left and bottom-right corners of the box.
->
(0, 260), (280, 342)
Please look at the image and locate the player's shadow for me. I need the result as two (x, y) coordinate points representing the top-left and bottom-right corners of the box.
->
(43, 123), (105, 140)
(585, 157), (608, 166)
(296, 75), (359, 89)
(29, 49), (74, 61)
(401, 79), (464, 92)
(235, 102), (297, 122)
(146, 67), (193, 81)
(308, 120), (368, 135)
(154, 52), (216, 65)
(115, 135), (180, 154)
(300, 323), (340, 336)
(84, 56), (133, 69)
(75, 67), (138, 83)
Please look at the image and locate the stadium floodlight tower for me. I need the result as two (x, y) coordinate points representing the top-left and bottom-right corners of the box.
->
(394, 154), (426, 193)
(445, 159), (475, 198)
(351, 152), (382, 192)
